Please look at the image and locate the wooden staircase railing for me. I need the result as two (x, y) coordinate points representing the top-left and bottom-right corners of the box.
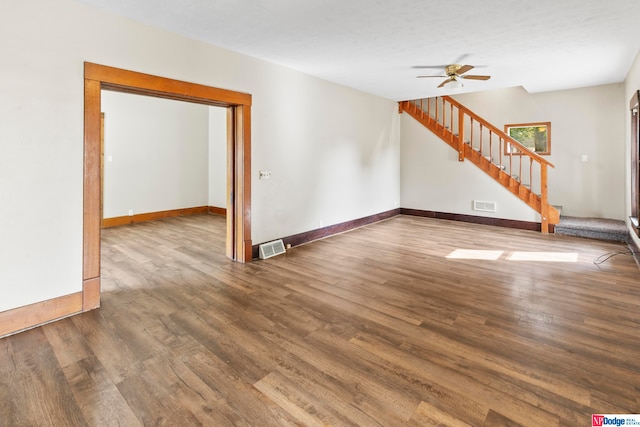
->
(399, 96), (559, 233)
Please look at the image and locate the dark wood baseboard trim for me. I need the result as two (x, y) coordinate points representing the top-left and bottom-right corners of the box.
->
(103, 206), (225, 228)
(400, 208), (546, 232)
(251, 208), (548, 259)
(252, 208), (401, 259)
(0, 292), (83, 338)
(208, 206), (226, 216)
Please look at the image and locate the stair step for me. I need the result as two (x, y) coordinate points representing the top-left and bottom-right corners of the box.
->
(555, 216), (629, 242)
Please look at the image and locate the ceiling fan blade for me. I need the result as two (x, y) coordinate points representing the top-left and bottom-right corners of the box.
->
(437, 78), (453, 88)
(456, 64), (474, 75)
(461, 74), (491, 80)
(417, 75), (447, 78)
(453, 53), (471, 64)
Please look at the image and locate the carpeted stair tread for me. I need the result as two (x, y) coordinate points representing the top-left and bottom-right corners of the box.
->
(555, 216), (629, 242)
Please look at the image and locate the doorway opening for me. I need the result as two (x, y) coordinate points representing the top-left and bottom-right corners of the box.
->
(100, 93), (226, 228)
(83, 62), (252, 311)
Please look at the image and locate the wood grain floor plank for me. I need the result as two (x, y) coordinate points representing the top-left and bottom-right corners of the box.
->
(350, 331), (562, 426)
(258, 325), (419, 425)
(182, 348), (300, 426)
(409, 400), (478, 427)
(70, 308), (147, 385)
(42, 317), (93, 369)
(264, 349), (387, 427)
(483, 409), (523, 427)
(62, 355), (142, 427)
(254, 369), (387, 427)
(2, 329), (87, 426)
(398, 339), (591, 426)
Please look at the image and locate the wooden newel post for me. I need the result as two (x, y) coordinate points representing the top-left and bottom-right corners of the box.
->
(540, 164), (549, 233)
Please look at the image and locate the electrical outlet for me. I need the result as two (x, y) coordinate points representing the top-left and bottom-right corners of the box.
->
(128, 209), (134, 216)
(259, 170), (272, 180)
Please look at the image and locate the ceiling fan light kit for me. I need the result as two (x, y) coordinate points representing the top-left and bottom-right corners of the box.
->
(445, 78), (463, 89)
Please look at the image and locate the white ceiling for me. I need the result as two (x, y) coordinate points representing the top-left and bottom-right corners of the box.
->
(77, 0), (640, 100)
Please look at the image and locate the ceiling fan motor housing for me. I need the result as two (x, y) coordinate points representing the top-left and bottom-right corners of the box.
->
(445, 64), (462, 76)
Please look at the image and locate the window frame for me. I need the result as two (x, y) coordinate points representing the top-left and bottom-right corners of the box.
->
(504, 122), (551, 156)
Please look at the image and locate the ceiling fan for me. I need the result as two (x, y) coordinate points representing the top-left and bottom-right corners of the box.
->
(416, 64), (491, 88)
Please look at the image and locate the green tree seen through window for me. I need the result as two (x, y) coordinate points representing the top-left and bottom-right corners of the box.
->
(505, 123), (550, 155)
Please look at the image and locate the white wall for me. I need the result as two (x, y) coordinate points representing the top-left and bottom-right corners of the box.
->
(401, 84), (625, 221)
(101, 92), (210, 217)
(251, 70), (401, 240)
(0, 0), (400, 313)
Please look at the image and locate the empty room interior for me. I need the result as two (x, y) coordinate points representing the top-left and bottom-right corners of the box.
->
(2, 0), (640, 425)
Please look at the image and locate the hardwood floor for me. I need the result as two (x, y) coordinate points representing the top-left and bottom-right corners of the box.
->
(1, 214), (639, 426)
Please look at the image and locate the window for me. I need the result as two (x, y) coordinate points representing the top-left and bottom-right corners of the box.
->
(504, 122), (551, 155)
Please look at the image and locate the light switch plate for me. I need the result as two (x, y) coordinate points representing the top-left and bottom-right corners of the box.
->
(259, 170), (272, 179)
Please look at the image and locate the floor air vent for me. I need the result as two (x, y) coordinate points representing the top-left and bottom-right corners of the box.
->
(259, 239), (286, 259)
(473, 200), (497, 212)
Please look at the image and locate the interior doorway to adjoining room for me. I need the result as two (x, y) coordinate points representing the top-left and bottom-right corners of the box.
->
(83, 62), (252, 311)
